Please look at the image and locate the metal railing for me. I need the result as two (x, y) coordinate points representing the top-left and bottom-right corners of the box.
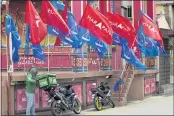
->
(1, 50), (123, 72)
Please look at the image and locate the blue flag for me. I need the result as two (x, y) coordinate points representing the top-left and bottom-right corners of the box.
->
(5, 14), (22, 63)
(113, 78), (124, 92)
(121, 43), (147, 71)
(24, 24), (31, 56)
(67, 12), (82, 48)
(50, 0), (65, 10)
(155, 41), (168, 56)
(137, 25), (159, 57)
(96, 48), (105, 58)
(112, 32), (128, 46)
(78, 26), (109, 58)
(144, 37), (159, 57)
(47, 2), (81, 48)
(137, 25), (166, 57)
(137, 25), (146, 55)
(25, 24), (46, 61)
(32, 45), (46, 61)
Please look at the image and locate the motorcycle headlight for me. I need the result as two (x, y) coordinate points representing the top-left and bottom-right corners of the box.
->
(92, 94), (95, 98)
(57, 100), (61, 104)
(48, 99), (52, 103)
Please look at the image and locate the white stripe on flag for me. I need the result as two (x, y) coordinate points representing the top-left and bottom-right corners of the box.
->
(8, 32), (14, 72)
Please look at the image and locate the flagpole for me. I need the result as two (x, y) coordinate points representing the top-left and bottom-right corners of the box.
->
(5, 0), (12, 115)
(82, 45), (84, 72)
(23, 26), (26, 72)
(48, 35), (50, 72)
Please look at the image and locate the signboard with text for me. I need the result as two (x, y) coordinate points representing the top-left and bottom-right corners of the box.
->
(1, 54), (72, 69)
(88, 53), (100, 71)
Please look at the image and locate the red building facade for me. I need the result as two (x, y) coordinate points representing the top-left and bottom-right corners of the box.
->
(1, 0), (157, 115)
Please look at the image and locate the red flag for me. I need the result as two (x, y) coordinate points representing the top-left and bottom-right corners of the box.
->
(61, 2), (68, 24)
(54, 2), (69, 46)
(139, 14), (164, 47)
(107, 12), (135, 43)
(116, 13), (136, 32)
(54, 37), (61, 46)
(117, 14), (141, 58)
(79, 4), (113, 45)
(40, 1), (70, 34)
(107, 12), (140, 58)
(25, 0), (47, 45)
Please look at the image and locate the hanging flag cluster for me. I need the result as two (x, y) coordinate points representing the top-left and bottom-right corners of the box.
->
(6, 0), (167, 73)
(24, 24), (46, 61)
(49, 0), (82, 48)
(40, 1), (70, 35)
(106, 12), (146, 71)
(78, 4), (112, 57)
(24, 1), (47, 61)
(137, 10), (167, 58)
(25, 1), (47, 45)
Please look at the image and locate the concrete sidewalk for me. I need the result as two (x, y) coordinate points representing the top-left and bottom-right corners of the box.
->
(34, 95), (173, 115)
(82, 95), (174, 115)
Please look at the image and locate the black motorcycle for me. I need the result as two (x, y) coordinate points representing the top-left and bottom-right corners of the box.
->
(45, 84), (81, 116)
(91, 82), (115, 111)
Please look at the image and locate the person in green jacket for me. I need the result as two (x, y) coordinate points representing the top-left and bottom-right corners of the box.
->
(25, 66), (38, 115)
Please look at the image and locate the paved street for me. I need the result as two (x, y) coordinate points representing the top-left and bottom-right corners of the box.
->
(36, 95), (173, 115)
(82, 95), (173, 115)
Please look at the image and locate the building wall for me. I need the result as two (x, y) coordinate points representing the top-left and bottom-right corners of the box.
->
(127, 75), (144, 101)
(156, 2), (174, 87)
(1, 0), (123, 71)
(1, 0), (161, 115)
(156, 2), (174, 29)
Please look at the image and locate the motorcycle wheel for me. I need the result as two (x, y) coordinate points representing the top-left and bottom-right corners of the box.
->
(108, 98), (115, 108)
(73, 99), (82, 114)
(94, 96), (102, 111)
(51, 100), (63, 116)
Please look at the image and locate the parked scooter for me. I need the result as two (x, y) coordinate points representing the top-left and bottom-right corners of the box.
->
(91, 81), (115, 111)
(45, 79), (81, 116)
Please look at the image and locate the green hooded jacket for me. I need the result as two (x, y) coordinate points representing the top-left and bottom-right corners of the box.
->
(25, 67), (37, 93)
